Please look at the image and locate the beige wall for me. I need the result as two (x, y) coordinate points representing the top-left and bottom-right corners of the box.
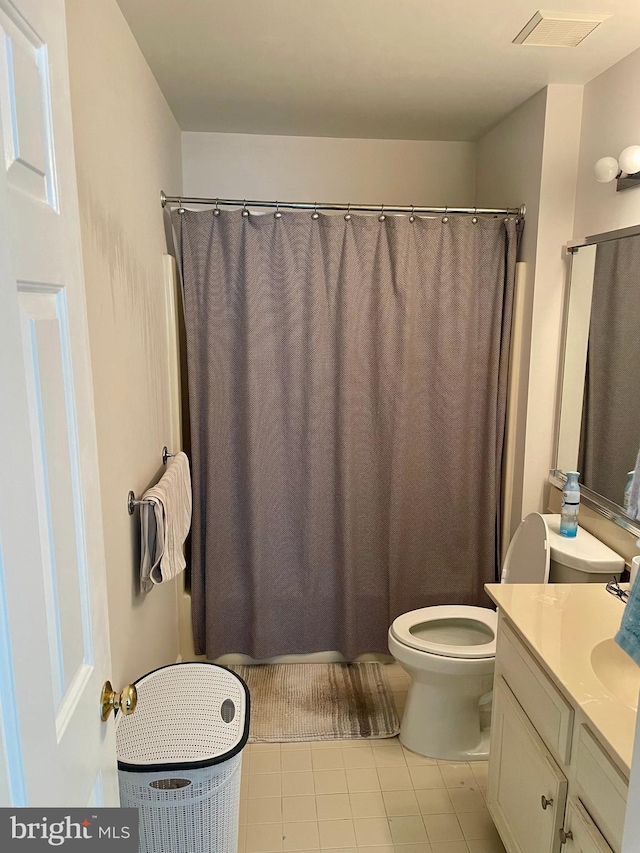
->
(476, 89), (547, 542)
(574, 45), (640, 239)
(566, 43), (640, 853)
(476, 86), (583, 542)
(565, 45), (640, 560)
(548, 46), (640, 563)
(522, 86), (583, 517)
(182, 132), (477, 206)
(66, 0), (182, 686)
(478, 51), (640, 555)
(559, 46), (640, 558)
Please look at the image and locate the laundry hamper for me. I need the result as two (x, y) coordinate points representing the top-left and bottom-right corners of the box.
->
(116, 662), (250, 853)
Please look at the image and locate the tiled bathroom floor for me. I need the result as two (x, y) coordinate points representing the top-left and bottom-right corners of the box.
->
(238, 664), (506, 853)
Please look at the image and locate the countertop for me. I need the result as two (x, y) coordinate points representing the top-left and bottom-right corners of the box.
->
(485, 583), (637, 777)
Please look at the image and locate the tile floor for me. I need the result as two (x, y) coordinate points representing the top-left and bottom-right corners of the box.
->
(237, 664), (506, 853)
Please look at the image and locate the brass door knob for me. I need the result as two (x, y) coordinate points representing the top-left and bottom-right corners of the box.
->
(559, 828), (574, 844)
(541, 795), (554, 810)
(101, 681), (138, 721)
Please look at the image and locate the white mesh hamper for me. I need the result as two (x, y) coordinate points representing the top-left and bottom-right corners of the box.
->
(116, 663), (250, 853)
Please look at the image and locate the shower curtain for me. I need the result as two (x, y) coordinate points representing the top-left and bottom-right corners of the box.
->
(173, 209), (521, 660)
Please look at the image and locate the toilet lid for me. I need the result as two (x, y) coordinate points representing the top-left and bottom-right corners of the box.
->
(390, 605), (497, 659)
(501, 512), (550, 584)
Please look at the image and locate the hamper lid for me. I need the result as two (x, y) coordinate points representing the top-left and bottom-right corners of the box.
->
(116, 663), (250, 773)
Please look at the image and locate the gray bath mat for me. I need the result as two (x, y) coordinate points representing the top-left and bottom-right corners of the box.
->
(229, 662), (400, 742)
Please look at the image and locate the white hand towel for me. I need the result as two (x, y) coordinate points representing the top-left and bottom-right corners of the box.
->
(139, 452), (192, 592)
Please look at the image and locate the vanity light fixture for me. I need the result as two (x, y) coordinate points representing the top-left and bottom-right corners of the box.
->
(594, 146), (640, 191)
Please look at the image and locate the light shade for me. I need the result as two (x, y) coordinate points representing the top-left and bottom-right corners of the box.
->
(619, 146), (640, 175)
(593, 157), (619, 183)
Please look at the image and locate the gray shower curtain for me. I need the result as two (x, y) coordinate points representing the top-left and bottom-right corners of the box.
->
(174, 209), (520, 660)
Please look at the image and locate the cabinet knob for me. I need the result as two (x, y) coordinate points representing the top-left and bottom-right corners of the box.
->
(541, 795), (554, 811)
(559, 828), (573, 844)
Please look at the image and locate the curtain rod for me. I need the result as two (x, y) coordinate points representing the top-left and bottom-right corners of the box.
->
(161, 191), (525, 219)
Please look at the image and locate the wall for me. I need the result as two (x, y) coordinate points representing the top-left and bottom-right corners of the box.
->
(476, 89), (547, 544)
(568, 48), (640, 852)
(549, 45), (640, 561)
(476, 85), (583, 541)
(522, 86), (583, 517)
(65, 0), (182, 686)
(574, 46), (640, 239)
(182, 132), (477, 205)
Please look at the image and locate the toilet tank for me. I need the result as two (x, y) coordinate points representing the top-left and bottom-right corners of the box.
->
(544, 514), (624, 583)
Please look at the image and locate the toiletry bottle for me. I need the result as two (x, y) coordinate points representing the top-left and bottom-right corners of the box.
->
(624, 471), (634, 510)
(560, 472), (580, 538)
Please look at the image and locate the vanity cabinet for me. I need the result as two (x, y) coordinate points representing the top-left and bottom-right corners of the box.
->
(563, 800), (615, 853)
(488, 617), (626, 853)
(490, 676), (567, 853)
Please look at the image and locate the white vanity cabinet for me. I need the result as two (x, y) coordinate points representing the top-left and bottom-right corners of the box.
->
(563, 800), (616, 853)
(490, 675), (568, 853)
(488, 617), (627, 853)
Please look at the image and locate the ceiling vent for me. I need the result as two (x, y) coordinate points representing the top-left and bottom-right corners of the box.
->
(513, 10), (611, 47)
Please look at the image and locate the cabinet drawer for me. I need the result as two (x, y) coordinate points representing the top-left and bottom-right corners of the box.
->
(497, 621), (574, 765)
(563, 799), (613, 853)
(574, 726), (627, 853)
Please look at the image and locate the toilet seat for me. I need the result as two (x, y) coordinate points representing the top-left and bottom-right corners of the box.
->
(390, 605), (497, 659)
(501, 512), (550, 583)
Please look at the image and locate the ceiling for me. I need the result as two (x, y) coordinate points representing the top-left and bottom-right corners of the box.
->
(115, 0), (640, 141)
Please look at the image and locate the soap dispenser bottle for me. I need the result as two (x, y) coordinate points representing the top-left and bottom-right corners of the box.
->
(560, 472), (580, 538)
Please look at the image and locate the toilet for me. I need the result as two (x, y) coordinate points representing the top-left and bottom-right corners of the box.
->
(388, 513), (624, 761)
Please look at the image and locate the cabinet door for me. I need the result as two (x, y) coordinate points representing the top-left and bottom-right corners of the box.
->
(561, 799), (613, 853)
(488, 676), (568, 853)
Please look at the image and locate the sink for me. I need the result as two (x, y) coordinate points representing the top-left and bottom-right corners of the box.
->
(591, 638), (640, 711)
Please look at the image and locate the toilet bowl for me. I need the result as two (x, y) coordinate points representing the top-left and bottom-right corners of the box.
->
(388, 513), (625, 761)
(388, 606), (497, 760)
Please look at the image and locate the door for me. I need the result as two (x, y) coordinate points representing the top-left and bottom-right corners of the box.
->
(488, 676), (568, 853)
(0, 0), (118, 806)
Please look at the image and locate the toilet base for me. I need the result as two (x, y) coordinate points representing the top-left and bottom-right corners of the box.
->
(400, 723), (490, 762)
(394, 658), (494, 761)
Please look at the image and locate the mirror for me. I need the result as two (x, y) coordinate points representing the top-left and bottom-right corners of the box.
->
(555, 227), (640, 519)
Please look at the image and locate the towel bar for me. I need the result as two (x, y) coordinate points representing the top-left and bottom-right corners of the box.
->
(128, 447), (178, 514)
(128, 490), (153, 516)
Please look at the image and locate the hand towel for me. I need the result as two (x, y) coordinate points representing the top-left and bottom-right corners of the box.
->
(615, 571), (640, 666)
(139, 452), (192, 593)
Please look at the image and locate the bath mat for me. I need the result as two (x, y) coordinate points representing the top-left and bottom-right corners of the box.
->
(229, 662), (400, 742)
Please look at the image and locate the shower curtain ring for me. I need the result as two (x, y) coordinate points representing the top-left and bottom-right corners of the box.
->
(344, 202), (352, 221)
(312, 202), (319, 220)
(177, 197), (186, 214)
(409, 205), (415, 223)
(213, 198), (221, 217)
(442, 207), (449, 224)
(378, 204), (386, 222)
(472, 207), (478, 224)
(274, 201), (282, 219)
(242, 200), (249, 218)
